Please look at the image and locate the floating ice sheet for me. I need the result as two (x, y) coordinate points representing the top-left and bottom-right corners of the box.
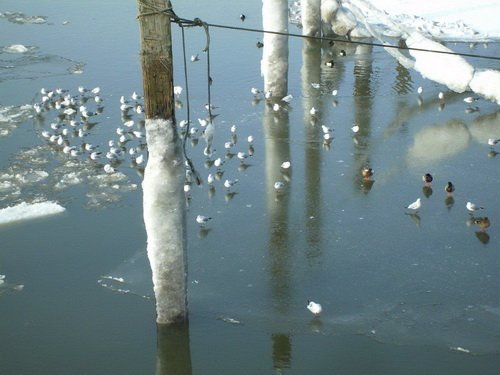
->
(0, 201), (66, 226)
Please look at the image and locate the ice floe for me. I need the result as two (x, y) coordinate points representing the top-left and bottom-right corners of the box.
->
(0, 201), (65, 226)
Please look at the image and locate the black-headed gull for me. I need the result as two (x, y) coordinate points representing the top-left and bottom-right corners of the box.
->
(307, 300), (322, 316)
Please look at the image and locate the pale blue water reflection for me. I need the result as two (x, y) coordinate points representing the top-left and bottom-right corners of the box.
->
(1, 0), (499, 374)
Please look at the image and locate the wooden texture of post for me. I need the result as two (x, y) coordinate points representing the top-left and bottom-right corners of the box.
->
(138, 0), (175, 121)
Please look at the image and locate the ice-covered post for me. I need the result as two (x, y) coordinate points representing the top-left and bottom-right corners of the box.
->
(261, 0), (289, 99)
(302, 0), (321, 37)
(137, 0), (188, 324)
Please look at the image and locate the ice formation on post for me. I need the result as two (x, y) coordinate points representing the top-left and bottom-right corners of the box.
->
(142, 119), (187, 324)
(261, 0), (289, 99)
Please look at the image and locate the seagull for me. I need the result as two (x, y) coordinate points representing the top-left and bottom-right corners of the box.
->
(351, 124), (360, 133)
(417, 86), (423, 95)
(311, 83), (320, 89)
(190, 54), (199, 62)
(239, 14), (246, 22)
(407, 198), (421, 212)
(264, 90), (272, 99)
(309, 107), (318, 116)
(224, 179), (239, 189)
(251, 87), (261, 96)
(247, 135), (254, 144)
(196, 215), (212, 226)
(281, 161), (291, 170)
(324, 60), (335, 67)
(173, 86), (183, 97)
(438, 91), (444, 100)
(422, 173), (433, 186)
(131, 91), (142, 101)
(207, 173), (215, 186)
(332, 89), (338, 96)
(466, 201), (483, 213)
(281, 94), (293, 103)
(214, 157), (224, 169)
(307, 300), (322, 316)
(237, 151), (249, 162)
(463, 96), (478, 104)
(134, 154), (145, 165)
(487, 138), (500, 147)
(256, 41), (264, 48)
(103, 164), (115, 174)
(321, 124), (333, 134)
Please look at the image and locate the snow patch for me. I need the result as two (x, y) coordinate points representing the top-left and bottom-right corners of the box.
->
(406, 32), (474, 93)
(469, 70), (500, 105)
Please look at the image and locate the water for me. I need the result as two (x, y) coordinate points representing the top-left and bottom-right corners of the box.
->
(1, 1), (499, 374)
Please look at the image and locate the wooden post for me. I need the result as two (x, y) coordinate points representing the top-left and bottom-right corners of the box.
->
(137, 0), (188, 325)
(137, 0), (175, 121)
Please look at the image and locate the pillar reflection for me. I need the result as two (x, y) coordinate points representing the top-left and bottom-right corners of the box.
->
(301, 38), (323, 259)
(155, 322), (192, 375)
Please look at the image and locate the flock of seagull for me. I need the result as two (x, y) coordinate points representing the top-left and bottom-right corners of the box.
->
(33, 86), (148, 177)
(30, 81), (495, 317)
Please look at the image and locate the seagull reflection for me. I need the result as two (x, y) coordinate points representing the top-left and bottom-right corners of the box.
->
(405, 212), (421, 227)
(198, 227), (211, 239)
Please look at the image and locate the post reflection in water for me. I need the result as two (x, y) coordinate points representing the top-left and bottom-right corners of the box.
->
(263, 98), (293, 373)
(263, 103), (292, 312)
(352, 44), (375, 194)
(301, 38), (323, 259)
(156, 322), (192, 375)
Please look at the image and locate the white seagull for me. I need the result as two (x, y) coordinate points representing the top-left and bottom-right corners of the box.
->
(196, 215), (211, 226)
(407, 198), (421, 212)
(466, 201), (483, 213)
(307, 300), (322, 316)
(281, 161), (291, 170)
(224, 179), (239, 189)
(487, 138), (500, 147)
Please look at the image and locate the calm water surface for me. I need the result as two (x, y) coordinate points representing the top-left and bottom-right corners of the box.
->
(1, 1), (499, 374)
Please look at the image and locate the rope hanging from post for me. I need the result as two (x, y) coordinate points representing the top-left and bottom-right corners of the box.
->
(176, 16), (213, 187)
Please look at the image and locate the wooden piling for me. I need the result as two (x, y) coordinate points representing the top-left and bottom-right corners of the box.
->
(137, 0), (175, 121)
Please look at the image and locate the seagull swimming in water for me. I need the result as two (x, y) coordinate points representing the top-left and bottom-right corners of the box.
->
(307, 300), (322, 316)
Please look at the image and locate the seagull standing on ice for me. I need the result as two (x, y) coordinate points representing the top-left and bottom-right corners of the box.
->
(407, 198), (421, 212)
(196, 215), (211, 226)
(307, 300), (322, 316)
(487, 138), (500, 147)
(224, 179), (239, 190)
(466, 201), (483, 213)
